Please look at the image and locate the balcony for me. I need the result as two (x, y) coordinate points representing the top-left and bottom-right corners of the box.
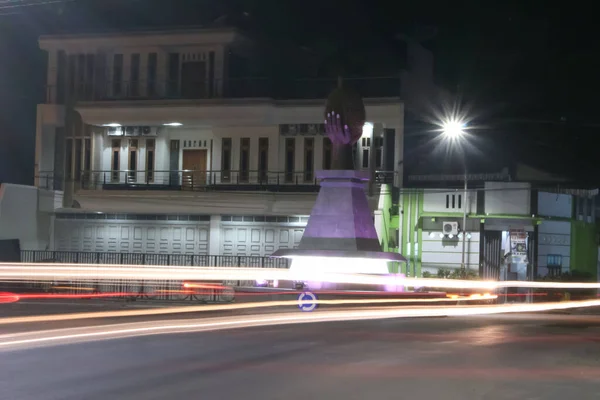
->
(37, 170), (397, 193)
(46, 76), (402, 104)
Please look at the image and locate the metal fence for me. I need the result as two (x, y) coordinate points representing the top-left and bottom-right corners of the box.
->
(45, 76), (402, 104)
(16, 250), (290, 302)
(36, 169), (396, 192)
(21, 250), (290, 268)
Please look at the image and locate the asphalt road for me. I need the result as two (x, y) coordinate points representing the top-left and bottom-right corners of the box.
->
(1, 306), (600, 400)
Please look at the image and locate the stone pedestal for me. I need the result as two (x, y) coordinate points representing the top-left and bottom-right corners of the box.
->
(298, 170), (381, 253)
(271, 170), (405, 289)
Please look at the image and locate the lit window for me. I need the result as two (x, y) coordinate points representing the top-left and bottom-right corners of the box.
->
(547, 254), (562, 267)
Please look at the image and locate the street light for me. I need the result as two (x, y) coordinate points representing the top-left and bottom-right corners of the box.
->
(441, 118), (468, 276)
(441, 119), (466, 139)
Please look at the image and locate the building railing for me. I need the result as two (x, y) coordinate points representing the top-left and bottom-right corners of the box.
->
(15, 250), (290, 302)
(37, 169), (396, 192)
(45, 76), (402, 104)
(21, 250), (290, 268)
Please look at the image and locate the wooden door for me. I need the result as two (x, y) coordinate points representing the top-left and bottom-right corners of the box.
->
(182, 149), (207, 189)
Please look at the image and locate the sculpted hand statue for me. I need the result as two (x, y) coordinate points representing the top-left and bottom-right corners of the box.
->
(323, 82), (366, 170)
(325, 112), (353, 145)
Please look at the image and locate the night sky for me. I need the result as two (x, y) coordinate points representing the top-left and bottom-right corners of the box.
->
(0, 0), (598, 185)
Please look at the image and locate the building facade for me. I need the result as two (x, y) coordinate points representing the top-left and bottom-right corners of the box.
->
(28, 27), (411, 258)
(390, 177), (598, 280)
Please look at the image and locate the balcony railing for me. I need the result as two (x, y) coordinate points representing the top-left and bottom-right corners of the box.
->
(37, 169), (396, 192)
(46, 76), (402, 104)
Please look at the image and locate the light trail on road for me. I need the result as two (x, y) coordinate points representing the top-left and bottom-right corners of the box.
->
(0, 294), (498, 325)
(0, 296), (597, 328)
(1, 262), (600, 290)
(1, 299), (600, 351)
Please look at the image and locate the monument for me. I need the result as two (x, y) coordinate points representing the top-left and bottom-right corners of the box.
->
(271, 82), (405, 289)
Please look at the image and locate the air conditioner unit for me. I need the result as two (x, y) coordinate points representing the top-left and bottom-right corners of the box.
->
(124, 126), (139, 136)
(140, 126), (157, 136)
(107, 127), (123, 136)
(442, 221), (459, 236)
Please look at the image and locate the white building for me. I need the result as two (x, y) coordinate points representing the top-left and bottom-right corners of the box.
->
(29, 27), (414, 259)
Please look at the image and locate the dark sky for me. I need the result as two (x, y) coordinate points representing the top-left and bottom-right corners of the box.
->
(0, 0), (598, 185)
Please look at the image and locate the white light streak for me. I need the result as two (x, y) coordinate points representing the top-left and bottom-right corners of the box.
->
(1, 262), (600, 291)
(1, 300), (599, 351)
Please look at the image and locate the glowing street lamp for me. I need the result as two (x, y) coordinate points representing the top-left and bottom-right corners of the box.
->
(441, 119), (466, 139)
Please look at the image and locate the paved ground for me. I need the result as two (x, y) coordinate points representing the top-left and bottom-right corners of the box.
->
(1, 305), (600, 400)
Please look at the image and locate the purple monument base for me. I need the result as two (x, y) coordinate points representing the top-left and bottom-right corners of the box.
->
(271, 170), (405, 290)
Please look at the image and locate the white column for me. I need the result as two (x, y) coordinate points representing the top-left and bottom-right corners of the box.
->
(34, 106), (44, 187)
(46, 50), (58, 103)
(393, 122), (404, 188)
(209, 215), (221, 255)
(370, 123), (384, 196)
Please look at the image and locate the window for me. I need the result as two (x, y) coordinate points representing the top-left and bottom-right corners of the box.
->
(128, 139), (138, 182)
(65, 138), (73, 179)
(304, 137), (314, 182)
(285, 138), (295, 183)
(84, 54), (95, 100)
(56, 51), (67, 103)
(239, 138), (250, 182)
(361, 137), (370, 169)
(130, 53), (140, 97)
(362, 149), (369, 168)
(67, 55), (76, 98)
(146, 139), (155, 183)
(374, 136), (384, 169)
(445, 194), (462, 209)
(258, 138), (269, 182)
(111, 139), (121, 182)
(221, 138), (232, 182)
(83, 138), (91, 173)
(547, 254), (562, 267)
(323, 137), (332, 170)
(167, 53), (180, 96)
(147, 53), (157, 96)
(208, 51), (215, 97)
(76, 54), (85, 99)
(112, 54), (123, 96)
(73, 139), (82, 182)
(547, 254), (563, 277)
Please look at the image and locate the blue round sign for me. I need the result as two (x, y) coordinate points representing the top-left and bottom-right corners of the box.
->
(297, 291), (318, 312)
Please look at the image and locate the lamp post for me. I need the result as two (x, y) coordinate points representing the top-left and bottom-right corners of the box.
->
(441, 119), (468, 276)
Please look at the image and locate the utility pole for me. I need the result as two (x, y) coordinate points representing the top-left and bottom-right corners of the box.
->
(461, 171), (468, 277)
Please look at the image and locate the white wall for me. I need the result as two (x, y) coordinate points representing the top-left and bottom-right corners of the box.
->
(73, 191), (317, 215)
(485, 182), (530, 215)
(0, 184), (52, 250)
(422, 189), (477, 214)
(421, 218), (480, 272)
(538, 192), (572, 218)
(421, 232), (480, 272)
(39, 127), (56, 175)
(537, 220), (571, 276)
(52, 214), (307, 258)
(54, 218), (210, 254)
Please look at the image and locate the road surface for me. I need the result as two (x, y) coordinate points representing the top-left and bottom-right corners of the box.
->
(1, 304), (600, 400)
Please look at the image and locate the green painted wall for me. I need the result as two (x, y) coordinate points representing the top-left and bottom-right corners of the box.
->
(400, 190), (423, 277)
(570, 221), (598, 279)
(374, 185), (401, 273)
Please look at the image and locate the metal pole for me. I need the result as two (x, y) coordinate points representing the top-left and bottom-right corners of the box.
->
(461, 171), (467, 276)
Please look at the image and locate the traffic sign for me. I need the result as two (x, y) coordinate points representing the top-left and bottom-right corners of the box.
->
(297, 291), (318, 312)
